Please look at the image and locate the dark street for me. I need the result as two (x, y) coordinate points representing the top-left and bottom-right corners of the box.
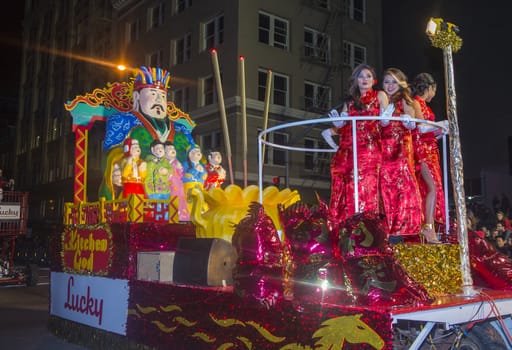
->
(0, 268), (87, 350)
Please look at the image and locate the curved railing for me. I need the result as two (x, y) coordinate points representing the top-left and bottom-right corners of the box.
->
(257, 115), (450, 233)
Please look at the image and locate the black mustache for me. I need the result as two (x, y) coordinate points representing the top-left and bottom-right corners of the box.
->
(151, 104), (165, 110)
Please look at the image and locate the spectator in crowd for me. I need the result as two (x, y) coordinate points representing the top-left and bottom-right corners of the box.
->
(489, 227), (500, 246)
(496, 210), (512, 231)
(495, 235), (510, 257)
(478, 225), (491, 243)
(495, 221), (512, 241)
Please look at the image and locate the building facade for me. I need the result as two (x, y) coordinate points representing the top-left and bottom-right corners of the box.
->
(15, 0), (383, 233)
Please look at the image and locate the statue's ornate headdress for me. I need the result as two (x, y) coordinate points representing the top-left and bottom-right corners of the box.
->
(133, 66), (170, 91)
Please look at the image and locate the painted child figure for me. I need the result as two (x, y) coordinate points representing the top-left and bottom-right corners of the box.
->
(204, 150), (226, 191)
(144, 140), (171, 200)
(182, 144), (207, 196)
(121, 138), (147, 198)
(164, 141), (189, 221)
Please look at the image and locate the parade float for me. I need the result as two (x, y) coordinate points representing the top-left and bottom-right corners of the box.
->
(48, 19), (512, 350)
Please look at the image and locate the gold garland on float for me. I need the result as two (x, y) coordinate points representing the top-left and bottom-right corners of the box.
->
(430, 30), (463, 52)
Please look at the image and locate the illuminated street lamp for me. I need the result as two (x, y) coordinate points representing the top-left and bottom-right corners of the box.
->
(426, 18), (475, 296)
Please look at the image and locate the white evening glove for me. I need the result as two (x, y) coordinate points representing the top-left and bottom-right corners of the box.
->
(380, 104), (394, 126)
(321, 128), (338, 150)
(401, 114), (416, 130)
(433, 120), (449, 137)
(417, 123), (438, 133)
(328, 109), (346, 128)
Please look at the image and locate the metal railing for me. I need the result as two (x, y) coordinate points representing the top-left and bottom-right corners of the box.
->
(258, 115), (450, 233)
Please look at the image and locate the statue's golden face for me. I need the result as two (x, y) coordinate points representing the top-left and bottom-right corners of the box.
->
(136, 88), (167, 119)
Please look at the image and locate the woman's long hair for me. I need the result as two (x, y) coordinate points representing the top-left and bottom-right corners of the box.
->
(346, 63), (378, 111)
(383, 67), (413, 106)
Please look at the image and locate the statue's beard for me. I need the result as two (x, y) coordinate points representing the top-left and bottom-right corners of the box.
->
(142, 103), (166, 119)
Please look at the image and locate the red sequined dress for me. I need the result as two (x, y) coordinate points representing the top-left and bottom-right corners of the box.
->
(412, 95), (446, 225)
(329, 89), (382, 223)
(379, 99), (422, 236)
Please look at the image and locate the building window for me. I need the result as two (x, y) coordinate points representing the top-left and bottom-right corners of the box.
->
(304, 27), (330, 63)
(126, 19), (140, 43)
(260, 130), (288, 166)
(172, 33), (191, 65)
(199, 130), (222, 151)
(148, 49), (163, 67)
(304, 138), (330, 171)
(258, 11), (289, 50)
(175, 0), (192, 14)
(202, 15), (224, 51)
(304, 81), (331, 112)
(172, 87), (190, 111)
(258, 70), (289, 107)
(200, 76), (216, 106)
(148, 2), (165, 30)
(343, 41), (366, 69)
(344, 0), (366, 23)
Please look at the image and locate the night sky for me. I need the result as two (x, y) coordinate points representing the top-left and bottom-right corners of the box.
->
(1, 1), (510, 180)
(383, 0), (511, 180)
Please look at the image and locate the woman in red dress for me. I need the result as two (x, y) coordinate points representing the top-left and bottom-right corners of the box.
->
(380, 68), (427, 241)
(411, 73), (446, 240)
(323, 64), (388, 224)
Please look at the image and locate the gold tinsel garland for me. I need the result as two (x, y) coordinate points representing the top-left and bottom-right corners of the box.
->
(429, 31), (463, 52)
(394, 244), (463, 297)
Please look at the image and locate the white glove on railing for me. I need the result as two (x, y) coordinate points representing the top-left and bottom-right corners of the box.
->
(321, 128), (338, 150)
(433, 120), (449, 137)
(401, 114), (416, 130)
(328, 109), (346, 128)
(379, 104), (394, 126)
(418, 120), (449, 135)
(417, 123), (438, 133)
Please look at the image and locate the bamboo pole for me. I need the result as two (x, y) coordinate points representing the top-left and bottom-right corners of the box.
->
(239, 56), (248, 187)
(210, 49), (234, 184)
(261, 69), (273, 162)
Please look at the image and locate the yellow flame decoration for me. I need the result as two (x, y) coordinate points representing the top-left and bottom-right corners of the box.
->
(190, 184), (300, 242)
(216, 343), (235, 350)
(160, 304), (183, 313)
(192, 332), (216, 343)
(151, 320), (177, 333)
(173, 316), (197, 327)
(279, 344), (313, 350)
(237, 336), (253, 349)
(210, 314), (246, 328)
(246, 321), (286, 343)
(127, 309), (140, 318)
(136, 304), (158, 314)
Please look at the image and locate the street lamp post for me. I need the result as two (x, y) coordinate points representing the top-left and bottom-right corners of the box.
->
(426, 18), (475, 296)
